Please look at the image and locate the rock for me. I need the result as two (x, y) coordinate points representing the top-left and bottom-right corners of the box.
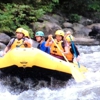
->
(75, 27), (92, 37)
(63, 22), (73, 28)
(72, 23), (84, 36)
(92, 12), (100, 23)
(33, 22), (44, 32)
(33, 21), (62, 36)
(96, 34), (100, 40)
(87, 23), (100, 29)
(71, 23), (92, 37)
(74, 37), (99, 45)
(72, 23), (84, 31)
(0, 42), (6, 51)
(79, 16), (93, 26)
(38, 15), (60, 25)
(38, 14), (65, 25)
(63, 28), (74, 34)
(89, 26), (100, 39)
(87, 23), (100, 39)
(52, 14), (65, 24)
(0, 33), (11, 44)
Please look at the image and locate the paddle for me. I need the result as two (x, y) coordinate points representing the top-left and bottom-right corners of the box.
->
(69, 35), (81, 68)
(51, 37), (85, 82)
(69, 36), (88, 73)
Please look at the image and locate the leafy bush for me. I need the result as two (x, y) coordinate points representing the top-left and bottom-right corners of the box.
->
(87, 1), (100, 12)
(57, 0), (100, 19)
(69, 14), (81, 23)
(52, 0), (59, 3)
(0, 1), (59, 37)
(0, 3), (45, 37)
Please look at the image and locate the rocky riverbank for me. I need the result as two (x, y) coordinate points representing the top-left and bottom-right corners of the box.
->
(0, 14), (100, 50)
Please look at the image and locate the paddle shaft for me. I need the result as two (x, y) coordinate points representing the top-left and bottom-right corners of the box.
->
(69, 36), (80, 68)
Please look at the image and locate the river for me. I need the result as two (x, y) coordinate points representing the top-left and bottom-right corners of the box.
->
(0, 45), (100, 100)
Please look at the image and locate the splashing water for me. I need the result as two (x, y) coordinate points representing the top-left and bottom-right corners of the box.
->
(0, 45), (100, 100)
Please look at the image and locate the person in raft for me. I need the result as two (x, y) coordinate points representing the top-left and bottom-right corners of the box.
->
(23, 29), (33, 46)
(3, 28), (32, 55)
(35, 31), (50, 54)
(64, 31), (80, 62)
(45, 30), (65, 60)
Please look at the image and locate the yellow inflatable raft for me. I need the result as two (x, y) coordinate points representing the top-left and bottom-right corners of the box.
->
(0, 48), (87, 75)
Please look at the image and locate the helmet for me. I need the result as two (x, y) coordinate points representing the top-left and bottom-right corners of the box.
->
(23, 29), (30, 38)
(16, 28), (24, 34)
(35, 31), (44, 37)
(55, 30), (64, 36)
(66, 35), (74, 42)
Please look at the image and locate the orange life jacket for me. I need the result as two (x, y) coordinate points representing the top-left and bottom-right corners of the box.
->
(50, 39), (64, 56)
(10, 38), (26, 50)
(65, 47), (73, 61)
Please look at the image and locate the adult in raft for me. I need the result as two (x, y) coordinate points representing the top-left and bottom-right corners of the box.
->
(35, 31), (50, 54)
(3, 28), (32, 55)
(45, 30), (65, 60)
(64, 31), (80, 62)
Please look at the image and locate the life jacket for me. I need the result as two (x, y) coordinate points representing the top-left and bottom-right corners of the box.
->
(50, 39), (64, 56)
(10, 38), (26, 50)
(65, 46), (74, 62)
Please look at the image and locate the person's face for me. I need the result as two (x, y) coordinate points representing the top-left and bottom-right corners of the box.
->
(35, 36), (42, 42)
(56, 35), (63, 41)
(16, 32), (24, 39)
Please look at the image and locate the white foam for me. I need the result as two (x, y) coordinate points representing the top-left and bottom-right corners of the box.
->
(0, 45), (100, 100)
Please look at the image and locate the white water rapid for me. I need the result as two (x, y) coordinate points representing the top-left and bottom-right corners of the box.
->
(0, 45), (100, 100)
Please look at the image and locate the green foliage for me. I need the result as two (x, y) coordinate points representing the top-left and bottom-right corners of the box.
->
(39, 3), (55, 13)
(57, 0), (100, 18)
(0, 3), (45, 36)
(52, 0), (59, 3)
(0, 0), (59, 35)
(69, 14), (81, 23)
(87, 1), (100, 12)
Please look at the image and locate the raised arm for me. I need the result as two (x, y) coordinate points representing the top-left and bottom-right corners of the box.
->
(45, 34), (53, 47)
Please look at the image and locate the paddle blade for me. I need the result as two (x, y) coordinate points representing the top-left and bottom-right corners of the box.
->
(73, 62), (88, 73)
(70, 66), (85, 82)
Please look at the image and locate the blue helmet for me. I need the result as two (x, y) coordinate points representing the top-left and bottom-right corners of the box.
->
(35, 31), (44, 37)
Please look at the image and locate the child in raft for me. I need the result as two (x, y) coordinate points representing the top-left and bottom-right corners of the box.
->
(35, 31), (50, 54)
(63, 31), (80, 62)
(23, 29), (34, 47)
(45, 30), (65, 60)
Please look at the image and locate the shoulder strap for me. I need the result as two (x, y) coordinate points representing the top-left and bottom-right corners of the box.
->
(22, 38), (25, 43)
(61, 41), (65, 49)
(9, 38), (16, 48)
(45, 47), (48, 52)
(37, 41), (44, 49)
(20, 38), (26, 47)
(37, 43), (41, 49)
